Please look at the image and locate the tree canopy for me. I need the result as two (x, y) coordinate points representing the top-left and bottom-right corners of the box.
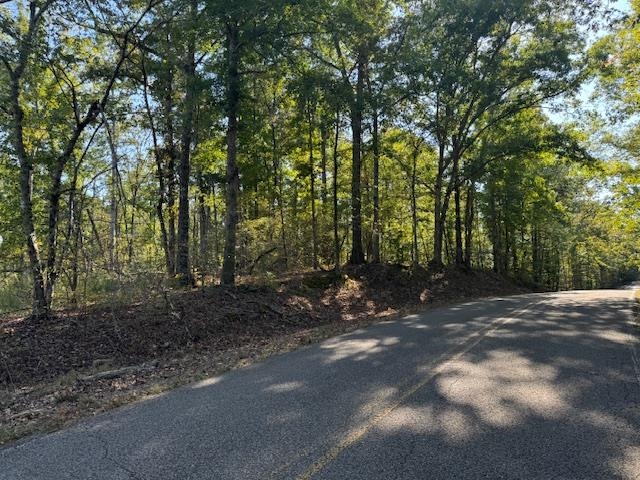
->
(0, 0), (638, 317)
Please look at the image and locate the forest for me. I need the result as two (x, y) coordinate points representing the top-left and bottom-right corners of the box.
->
(0, 0), (639, 320)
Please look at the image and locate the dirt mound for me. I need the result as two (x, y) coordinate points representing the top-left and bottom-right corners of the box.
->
(337, 263), (523, 307)
(0, 266), (525, 387)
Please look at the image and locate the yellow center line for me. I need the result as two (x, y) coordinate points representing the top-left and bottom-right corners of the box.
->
(295, 300), (541, 480)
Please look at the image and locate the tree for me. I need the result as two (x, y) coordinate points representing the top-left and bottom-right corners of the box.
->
(205, 0), (309, 284)
(403, 0), (589, 267)
(308, 0), (396, 265)
(592, 0), (640, 120)
(0, 0), (158, 317)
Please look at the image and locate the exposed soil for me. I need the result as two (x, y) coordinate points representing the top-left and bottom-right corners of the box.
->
(0, 265), (528, 446)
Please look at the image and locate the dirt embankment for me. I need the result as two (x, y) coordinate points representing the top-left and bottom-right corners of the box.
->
(0, 265), (527, 446)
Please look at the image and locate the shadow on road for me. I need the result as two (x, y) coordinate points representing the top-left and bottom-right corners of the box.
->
(4, 291), (639, 480)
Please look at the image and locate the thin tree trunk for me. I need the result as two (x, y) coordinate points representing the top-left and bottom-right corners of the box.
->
(432, 145), (446, 268)
(69, 203), (83, 306)
(464, 183), (474, 269)
(221, 22), (241, 285)
(504, 224), (510, 274)
(371, 103), (381, 264)
(270, 120), (288, 267)
(333, 108), (341, 271)
(11, 78), (48, 316)
(320, 123), (328, 206)
(141, 54), (172, 275)
(454, 159), (464, 266)
(128, 180), (139, 264)
(163, 64), (178, 275)
(308, 108), (319, 270)
(198, 181), (210, 272)
(349, 54), (366, 265)
(212, 183), (220, 268)
(411, 150), (419, 267)
(176, 3), (197, 284)
(103, 115), (120, 272)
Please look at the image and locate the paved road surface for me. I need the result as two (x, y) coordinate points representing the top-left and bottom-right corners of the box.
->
(2, 289), (639, 479)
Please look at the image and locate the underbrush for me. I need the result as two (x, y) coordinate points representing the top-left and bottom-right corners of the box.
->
(0, 273), (31, 315)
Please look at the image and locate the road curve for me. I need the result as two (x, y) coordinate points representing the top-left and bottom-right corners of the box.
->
(1, 289), (639, 480)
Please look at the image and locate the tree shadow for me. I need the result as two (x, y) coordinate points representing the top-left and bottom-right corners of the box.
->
(1, 291), (638, 480)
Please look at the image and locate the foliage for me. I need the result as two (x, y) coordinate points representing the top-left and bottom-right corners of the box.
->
(0, 0), (637, 317)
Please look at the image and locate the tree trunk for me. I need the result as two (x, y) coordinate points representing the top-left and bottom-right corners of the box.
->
(411, 150), (419, 267)
(333, 108), (341, 271)
(432, 145), (446, 268)
(349, 54), (366, 265)
(44, 155), (67, 306)
(273, 128), (288, 267)
(308, 108), (319, 270)
(320, 123), (328, 206)
(127, 179), (139, 265)
(212, 183), (220, 268)
(198, 182), (210, 273)
(532, 225), (542, 285)
(103, 116), (120, 272)
(141, 54), (172, 276)
(176, 5), (197, 285)
(11, 78), (48, 317)
(221, 22), (241, 285)
(163, 65), (178, 275)
(463, 183), (474, 269)
(371, 103), (381, 264)
(504, 224), (510, 274)
(69, 204), (82, 307)
(454, 160), (464, 266)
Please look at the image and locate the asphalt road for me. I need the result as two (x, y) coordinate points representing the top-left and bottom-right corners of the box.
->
(2, 289), (639, 479)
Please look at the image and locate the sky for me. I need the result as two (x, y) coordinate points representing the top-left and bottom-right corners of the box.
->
(547, 0), (633, 125)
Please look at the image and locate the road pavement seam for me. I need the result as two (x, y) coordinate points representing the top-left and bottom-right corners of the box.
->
(294, 299), (542, 480)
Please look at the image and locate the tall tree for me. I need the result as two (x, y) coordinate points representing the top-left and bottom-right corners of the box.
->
(207, 0), (307, 284)
(309, 0), (395, 264)
(0, 0), (158, 316)
(403, 0), (590, 267)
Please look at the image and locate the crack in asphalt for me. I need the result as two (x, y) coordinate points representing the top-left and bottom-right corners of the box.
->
(86, 431), (147, 480)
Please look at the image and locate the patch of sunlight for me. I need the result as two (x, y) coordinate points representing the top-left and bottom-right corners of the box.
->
(594, 329), (634, 345)
(438, 407), (477, 443)
(547, 330), (582, 338)
(376, 405), (437, 435)
(437, 351), (568, 428)
(442, 317), (490, 330)
(407, 323), (430, 329)
(264, 381), (304, 393)
(321, 337), (400, 362)
(610, 446), (640, 480)
(191, 377), (223, 389)
(376, 404), (477, 444)
(354, 386), (399, 421)
(581, 409), (637, 432)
